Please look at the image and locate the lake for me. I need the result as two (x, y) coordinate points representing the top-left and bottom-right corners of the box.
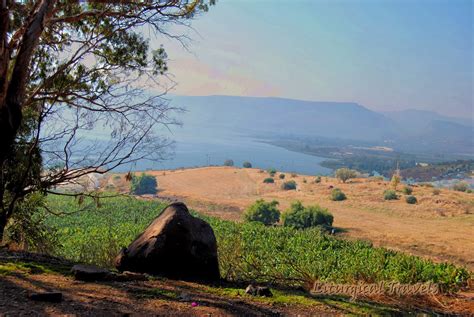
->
(118, 127), (332, 175)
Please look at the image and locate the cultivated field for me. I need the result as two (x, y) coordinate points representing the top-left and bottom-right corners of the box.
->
(106, 166), (474, 270)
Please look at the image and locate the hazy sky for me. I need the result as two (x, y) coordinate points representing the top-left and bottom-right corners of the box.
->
(158, 0), (472, 118)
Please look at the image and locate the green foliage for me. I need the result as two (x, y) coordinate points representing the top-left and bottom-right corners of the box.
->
(281, 180), (297, 190)
(130, 173), (158, 195)
(223, 159), (234, 167)
(279, 174), (285, 179)
(330, 188), (347, 201)
(242, 161), (252, 168)
(314, 176), (321, 183)
(263, 178), (275, 184)
(335, 168), (357, 183)
(402, 186), (413, 195)
(282, 201), (333, 230)
(45, 196), (470, 290)
(267, 168), (277, 177)
(405, 195), (417, 204)
(453, 181), (469, 192)
(384, 190), (398, 200)
(4, 192), (58, 253)
(244, 200), (280, 225)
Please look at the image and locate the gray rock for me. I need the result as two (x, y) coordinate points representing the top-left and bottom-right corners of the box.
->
(114, 202), (220, 281)
(71, 264), (110, 281)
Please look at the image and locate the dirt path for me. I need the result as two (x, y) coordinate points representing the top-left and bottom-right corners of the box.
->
(121, 167), (474, 270)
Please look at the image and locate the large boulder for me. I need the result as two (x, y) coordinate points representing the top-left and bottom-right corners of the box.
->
(114, 202), (220, 281)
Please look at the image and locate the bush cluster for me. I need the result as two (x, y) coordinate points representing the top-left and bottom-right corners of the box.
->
(282, 201), (333, 230)
(330, 188), (346, 201)
(402, 186), (413, 195)
(281, 180), (297, 190)
(405, 195), (417, 204)
(279, 173), (285, 179)
(383, 189), (398, 200)
(244, 199), (280, 225)
(267, 168), (277, 177)
(263, 177), (275, 184)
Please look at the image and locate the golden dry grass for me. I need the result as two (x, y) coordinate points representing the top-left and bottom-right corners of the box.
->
(108, 167), (474, 270)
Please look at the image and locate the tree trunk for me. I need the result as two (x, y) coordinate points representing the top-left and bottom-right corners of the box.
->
(0, 212), (7, 244)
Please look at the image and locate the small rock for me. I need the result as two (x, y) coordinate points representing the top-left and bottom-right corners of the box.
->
(71, 264), (110, 281)
(245, 284), (273, 297)
(29, 292), (63, 302)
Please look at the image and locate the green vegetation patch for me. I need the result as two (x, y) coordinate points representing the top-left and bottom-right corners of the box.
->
(45, 195), (470, 291)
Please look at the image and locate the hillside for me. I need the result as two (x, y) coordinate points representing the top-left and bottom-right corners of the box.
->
(107, 167), (474, 270)
(170, 95), (473, 157)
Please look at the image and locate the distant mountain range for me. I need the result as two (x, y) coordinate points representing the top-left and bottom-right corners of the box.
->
(169, 95), (473, 158)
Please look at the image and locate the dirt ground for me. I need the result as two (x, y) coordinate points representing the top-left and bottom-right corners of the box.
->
(109, 167), (474, 270)
(1, 251), (473, 316)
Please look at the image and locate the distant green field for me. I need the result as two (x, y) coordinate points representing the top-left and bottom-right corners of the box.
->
(45, 195), (470, 290)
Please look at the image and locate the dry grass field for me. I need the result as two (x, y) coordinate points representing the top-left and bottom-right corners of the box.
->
(106, 167), (474, 270)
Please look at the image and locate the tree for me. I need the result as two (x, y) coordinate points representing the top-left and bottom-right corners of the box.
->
(335, 168), (357, 183)
(391, 174), (401, 190)
(130, 173), (158, 195)
(242, 161), (252, 168)
(223, 159), (234, 167)
(244, 199), (280, 225)
(0, 1), (214, 241)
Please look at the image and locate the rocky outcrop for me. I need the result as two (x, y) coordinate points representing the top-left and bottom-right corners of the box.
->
(114, 202), (220, 281)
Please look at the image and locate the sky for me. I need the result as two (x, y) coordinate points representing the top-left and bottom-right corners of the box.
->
(155, 0), (473, 118)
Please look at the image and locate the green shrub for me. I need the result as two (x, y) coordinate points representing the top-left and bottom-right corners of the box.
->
(242, 161), (252, 168)
(432, 188), (441, 195)
(383, 189), (398, 200)
(244, 199), (280, 225)
(282, 201), (333, 230)
(281, 180), (297, 190)
(314, 176), (321, 183)
(402, 186), (413, 195)
(279, 173), (285, 179)
(467, 189), (473, 194)
(130, 173), (157, 195)
(224, 159), (234, 166)
(267, 168), (277, 177)
(113, 175), (121, 180)
(263, 177), (275, 184)
(453, 181), (469, 192)
(335, 168), (357, 183)
(331, 188), (346, 201)
(406, 195), (417, 204)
